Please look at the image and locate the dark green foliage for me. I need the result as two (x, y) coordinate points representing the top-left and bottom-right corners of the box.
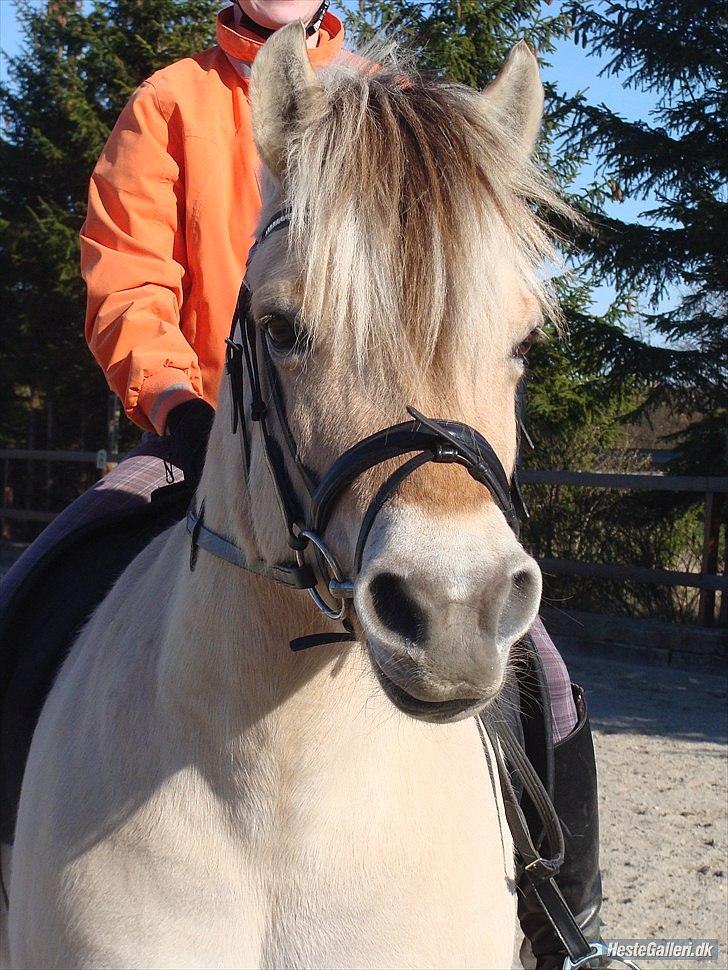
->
(561, 0), (727, 474)
(347, 0), (574, 88)
(529, 481), (704, 623)
(0, 0), (219, 451)
(541, 0), (727, 620)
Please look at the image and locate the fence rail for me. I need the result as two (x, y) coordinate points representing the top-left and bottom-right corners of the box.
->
(0, 448), (120, 465)
(1, 452), (726, 625)
(520, 469), (725, 493)
(521, 469), (727, 627)
(1, 449), (117, 543)
(539, 558), (726, 592)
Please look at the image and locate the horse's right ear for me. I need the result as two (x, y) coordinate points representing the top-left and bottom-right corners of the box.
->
(250, 20), (324, 180)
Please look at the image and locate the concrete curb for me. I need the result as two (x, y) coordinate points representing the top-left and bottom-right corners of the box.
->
(541, 607), (727, 674)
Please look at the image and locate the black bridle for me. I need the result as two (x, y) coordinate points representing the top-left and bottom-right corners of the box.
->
(188, 209), (527, 647)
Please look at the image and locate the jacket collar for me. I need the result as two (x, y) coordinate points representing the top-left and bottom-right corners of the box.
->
(216, 5), (344, 68)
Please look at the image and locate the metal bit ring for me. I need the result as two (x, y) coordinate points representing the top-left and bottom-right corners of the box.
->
(295, 528), (350, 621)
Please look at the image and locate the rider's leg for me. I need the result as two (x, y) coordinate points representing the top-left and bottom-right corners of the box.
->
(520, 619), (603, 970)
(0, 434), (177, 613)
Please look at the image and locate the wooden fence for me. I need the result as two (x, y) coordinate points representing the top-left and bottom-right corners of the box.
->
(1, 451), (726, 626)
(1, 448), (120, 524)
(520, 469), (727, 627)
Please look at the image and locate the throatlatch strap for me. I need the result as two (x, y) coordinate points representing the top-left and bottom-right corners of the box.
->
(186, 505), (315, 590)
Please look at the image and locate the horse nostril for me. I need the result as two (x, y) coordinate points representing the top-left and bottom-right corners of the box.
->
(496, 561), (542, 647)
(512, 570), (530, 594)
(368, 572), (428, 645)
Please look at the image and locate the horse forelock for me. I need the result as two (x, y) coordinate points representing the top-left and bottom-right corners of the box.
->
(277, 41), (568, 394)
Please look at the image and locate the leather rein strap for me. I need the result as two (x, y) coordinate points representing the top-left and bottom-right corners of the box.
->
(478, 715), (601, 970)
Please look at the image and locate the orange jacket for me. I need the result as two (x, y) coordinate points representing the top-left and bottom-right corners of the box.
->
(81, 6), (344, 434)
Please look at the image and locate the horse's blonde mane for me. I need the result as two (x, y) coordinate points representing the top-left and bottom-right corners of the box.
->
(283, 42), (569, 388)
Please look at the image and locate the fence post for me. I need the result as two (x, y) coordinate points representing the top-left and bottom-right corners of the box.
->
(719, 518), (727, 627)
(698, 490), (723, 626)
(1, 457), (8, 541)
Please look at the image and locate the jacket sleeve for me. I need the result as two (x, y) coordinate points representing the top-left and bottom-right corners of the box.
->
(81, 80), (201, 434)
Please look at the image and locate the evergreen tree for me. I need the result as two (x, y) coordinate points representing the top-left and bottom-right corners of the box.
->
(0, 0), (219, 451)
(561, 0), (727, 475)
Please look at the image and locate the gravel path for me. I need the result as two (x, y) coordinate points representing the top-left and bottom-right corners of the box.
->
(560, 644), (728, 970)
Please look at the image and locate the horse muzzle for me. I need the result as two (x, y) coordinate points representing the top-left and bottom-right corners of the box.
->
(352, 503), (542, 722)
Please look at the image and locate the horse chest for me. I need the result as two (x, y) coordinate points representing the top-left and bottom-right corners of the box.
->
(232, 734), (516, 969)
(94, 731), (515, 969)
(9, 615), (516, 968)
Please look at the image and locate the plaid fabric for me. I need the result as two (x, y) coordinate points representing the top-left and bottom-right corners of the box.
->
(1, 439), (578, 745)
(0, 435), (179, 611)
(530, 615), (579, 743)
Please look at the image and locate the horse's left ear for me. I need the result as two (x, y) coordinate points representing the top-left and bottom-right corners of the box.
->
(250, 20), (324, 179)
(482, 41), (544, 154)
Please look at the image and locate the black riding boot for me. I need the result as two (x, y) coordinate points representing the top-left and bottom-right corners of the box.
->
(519, 685), (604, 970)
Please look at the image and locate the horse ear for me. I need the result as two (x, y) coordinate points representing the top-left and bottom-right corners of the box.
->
(250, 20), (324, 179)
(482, 41), (544, 154)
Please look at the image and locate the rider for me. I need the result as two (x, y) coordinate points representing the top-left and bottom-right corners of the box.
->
(0, 3), (602, 965)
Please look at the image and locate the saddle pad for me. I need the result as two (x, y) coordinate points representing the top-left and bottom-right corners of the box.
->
(0, 483), (190, 844)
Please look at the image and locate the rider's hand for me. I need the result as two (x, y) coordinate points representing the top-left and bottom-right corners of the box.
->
(165, 398), (215, 492)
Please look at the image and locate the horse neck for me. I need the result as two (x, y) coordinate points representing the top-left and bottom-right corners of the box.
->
(158, 411), (386, 778)
(158, 550), (411, 809)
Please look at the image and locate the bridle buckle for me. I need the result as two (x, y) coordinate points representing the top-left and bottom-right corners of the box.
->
(432, 443), (459, 462)
(294, 528), (351, 621)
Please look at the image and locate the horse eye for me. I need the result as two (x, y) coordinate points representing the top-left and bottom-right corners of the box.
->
(263, 313), (298, 353)
(513, 325), (546, 360)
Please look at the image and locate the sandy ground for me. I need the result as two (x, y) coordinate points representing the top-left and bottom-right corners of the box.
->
(560, 644), (728, 970)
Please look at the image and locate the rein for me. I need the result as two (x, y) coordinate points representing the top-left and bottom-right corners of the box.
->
(185, 209), (629, 970)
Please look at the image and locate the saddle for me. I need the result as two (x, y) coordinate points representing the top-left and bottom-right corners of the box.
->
(0, 482), (191, 844)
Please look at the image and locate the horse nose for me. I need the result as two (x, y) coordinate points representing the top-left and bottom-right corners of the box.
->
(360, 553), (541, 655)
(496, 560), (542, 645)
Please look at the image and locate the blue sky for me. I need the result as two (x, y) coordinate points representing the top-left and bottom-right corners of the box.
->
(0, 1), (27, 78)
(1, 1), (654, 123)
(0, 0), (666, 319)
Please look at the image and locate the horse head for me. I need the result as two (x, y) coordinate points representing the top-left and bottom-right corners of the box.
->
(219, 23), (566, 723)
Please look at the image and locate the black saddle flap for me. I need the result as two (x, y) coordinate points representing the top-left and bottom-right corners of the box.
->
(0, 482), (190, 844)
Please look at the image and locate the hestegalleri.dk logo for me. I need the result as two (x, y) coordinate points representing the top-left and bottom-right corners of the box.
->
(605, 939), (721, 961)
